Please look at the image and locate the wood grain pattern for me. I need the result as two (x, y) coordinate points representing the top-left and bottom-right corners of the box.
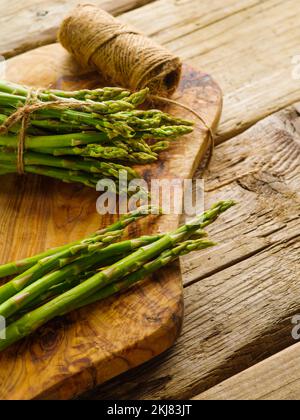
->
(0, 45), (222, 400)
(0, 0), (155, 58)
(80, 104), (300, 400)
(195, 342), (300, 400)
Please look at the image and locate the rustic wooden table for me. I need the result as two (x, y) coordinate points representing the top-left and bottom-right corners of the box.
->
(1, 0), (300, 400)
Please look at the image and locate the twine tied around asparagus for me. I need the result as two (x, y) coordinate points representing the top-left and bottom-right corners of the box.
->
(0, 89), (39, 174)
(0, 88), (214, 175)
(0, 92), (106, 174)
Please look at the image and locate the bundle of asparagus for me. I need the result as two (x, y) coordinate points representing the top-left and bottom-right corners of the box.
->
(0, 200), (235, 352)
(0, 80), (194, 189)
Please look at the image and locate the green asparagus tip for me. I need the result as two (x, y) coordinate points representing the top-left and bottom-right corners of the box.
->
(133, 204), (162, 215)
(183, 239), (217, 254)
(211, 200), (237, 212)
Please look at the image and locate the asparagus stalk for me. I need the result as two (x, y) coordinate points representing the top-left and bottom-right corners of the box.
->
(0, 90), (150, 139)
(0, 80), (132, 102)
(11, 234), (210, 321)
(0, 91), (141, 115)
(73, 144), (158, 163)
(0, 80), (194, 190)
(0, 162), (140, 191)
(1, 239), (214, 349)
(0, 201), (235, 352)
(150, 141), (170, 153)
(0, 206), (157, 278)
(72, 238), (215, 311)
(0, 230), (123, 307)
(33, 144), (157, 163)
(6, 275), (82, 324)
(0, 149), (140, 180)
(0, 132), (109, 149)
(0, 163), (99, 188)
(17, 230), (208, 314)
(66, 201), (235, 301)
(0, 233), (163, 319)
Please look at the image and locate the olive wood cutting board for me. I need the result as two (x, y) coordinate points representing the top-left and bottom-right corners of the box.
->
(0, 43), (222, 400)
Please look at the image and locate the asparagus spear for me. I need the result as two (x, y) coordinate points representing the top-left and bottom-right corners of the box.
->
(0, 149), (140, 180)
(0, 162), (99, 188)
(15, 234), (212, 320)
(0, 91), (139, 115)
(0, 90), (150, 139)
(0, 234), (163, 319)
(0, 80), (132, 102)
(0, 206), (157, 278)
(16, 230), (208, 315)
(71, 238), (216, 311)
(0, 230), (123, 307)
(74, 144), (158, 163)
(0, 132), (109, 149)
(33, 144), (158, 164)
(150, 141), (170, 153)
(1, 162), (141, 191)
(6, 275), (82, 324)
(0, 80), (194, 190)
(0, 201), (235, 352)
(0, 239), (214, 350)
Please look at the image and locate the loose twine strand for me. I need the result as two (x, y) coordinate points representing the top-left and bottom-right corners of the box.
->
(0, 90), (214, 175)
(150, 95), (214, 167)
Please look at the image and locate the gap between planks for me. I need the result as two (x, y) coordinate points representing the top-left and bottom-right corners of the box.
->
(194, 341), (300, 400)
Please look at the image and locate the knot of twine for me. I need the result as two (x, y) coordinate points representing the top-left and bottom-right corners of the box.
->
(0, 89), (37, 174)
(59, 4), (182, 97)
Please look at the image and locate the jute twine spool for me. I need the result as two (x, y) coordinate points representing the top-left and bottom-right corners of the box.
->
(0, 89), (37, 174)
(58, 4), (182, 97)
(59, 4), (214, 162)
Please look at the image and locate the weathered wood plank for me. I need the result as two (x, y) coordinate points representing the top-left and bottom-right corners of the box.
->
(80, 104), (300, 399)
(2, 0), (300, 143)
(122, 0), (300, 142)
(0, 0), (262, 59)
(0, 0), (154, 58)
(195, 342), (300, 400)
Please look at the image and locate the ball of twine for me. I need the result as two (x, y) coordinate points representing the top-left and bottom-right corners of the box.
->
(58, 4), (182, 97)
